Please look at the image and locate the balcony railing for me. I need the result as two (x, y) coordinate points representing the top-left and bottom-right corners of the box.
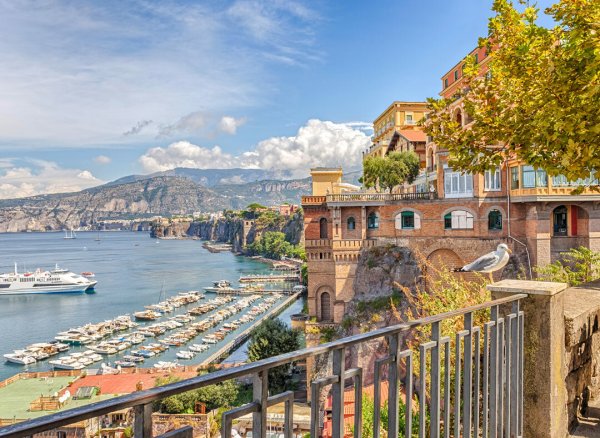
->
(301, 196), (327, 205)
(326, 191), (438, 203)
(0, 294), (525, 438)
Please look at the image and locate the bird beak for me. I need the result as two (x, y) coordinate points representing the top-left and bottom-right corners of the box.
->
(507, 248), (512, 254)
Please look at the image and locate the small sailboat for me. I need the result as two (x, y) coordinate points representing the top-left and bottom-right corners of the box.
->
(63, 229), (77, 239)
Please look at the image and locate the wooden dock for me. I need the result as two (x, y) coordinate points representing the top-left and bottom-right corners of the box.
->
(200, 293), (301, 365)
(239, 273), (299, 283)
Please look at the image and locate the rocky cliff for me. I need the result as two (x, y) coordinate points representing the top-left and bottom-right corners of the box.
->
(0, 173), (310, 233)
(151, 211), (304, 253)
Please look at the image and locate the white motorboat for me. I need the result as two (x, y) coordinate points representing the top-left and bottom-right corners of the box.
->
(4, 353), (36, 365)
(176, 350), (194, 360)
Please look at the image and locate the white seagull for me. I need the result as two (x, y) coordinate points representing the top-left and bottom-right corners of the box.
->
(453, 243), (512, 280)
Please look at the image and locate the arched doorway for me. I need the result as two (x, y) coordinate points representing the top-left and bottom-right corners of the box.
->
(320, 291), (332, 321)
(553, 206), (568, 236)
(319, 218), (328, 239)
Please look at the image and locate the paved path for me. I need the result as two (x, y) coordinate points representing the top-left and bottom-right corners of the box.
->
(571, 399), (600, 437)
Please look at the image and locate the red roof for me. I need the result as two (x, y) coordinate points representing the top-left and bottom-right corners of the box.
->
(398, 129), (426, 143)
(62, 370), (197, 396)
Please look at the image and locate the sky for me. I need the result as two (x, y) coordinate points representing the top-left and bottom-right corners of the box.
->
(0, 0), (556, 199)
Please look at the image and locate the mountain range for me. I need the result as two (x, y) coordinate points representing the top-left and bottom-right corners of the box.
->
(0, 168), (361, 232)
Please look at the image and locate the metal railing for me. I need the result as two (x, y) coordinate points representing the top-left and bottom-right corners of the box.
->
(0, 294), (525, 438)
(327, 191), (438, 203)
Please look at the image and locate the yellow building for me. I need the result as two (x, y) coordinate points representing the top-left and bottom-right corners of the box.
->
(366, 101), (428, 158)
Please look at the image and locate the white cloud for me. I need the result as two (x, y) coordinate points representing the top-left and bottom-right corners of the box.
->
(218, 116), (246, 135)
(0, 1), (322, 147)
(94, 155), (112, 165)
(138, 119), (371, 178)
(0, 160), (104, 199)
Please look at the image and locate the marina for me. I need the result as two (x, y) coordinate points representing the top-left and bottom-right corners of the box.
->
(0, 231), (305, 380)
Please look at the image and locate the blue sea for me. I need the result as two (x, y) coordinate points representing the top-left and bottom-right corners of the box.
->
(0, 231), (303, 381)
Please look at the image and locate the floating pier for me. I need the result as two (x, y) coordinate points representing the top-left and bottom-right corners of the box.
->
(202, 242), (233, 253)
(239, 273), (300, 283)
(200, 292), (301, 365)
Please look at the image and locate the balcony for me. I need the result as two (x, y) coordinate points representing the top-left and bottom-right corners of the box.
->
(331, 239), (376, 250)
(305, 239), (332, 248)
(326, 191), (437, 206)
(0, 291), (527, 438)
(510, 172), (600, 202)
(301, 196), (326, 206)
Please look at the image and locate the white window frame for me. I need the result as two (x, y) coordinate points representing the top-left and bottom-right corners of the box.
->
(444, 166), (473, 198)
(395, 211), (421, 230)
(445, 210), (474, 230)
(484, 167), (501, 191)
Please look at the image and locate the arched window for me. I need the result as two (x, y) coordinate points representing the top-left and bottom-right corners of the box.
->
(553, 205), (568, 236)
(367, 212), (379, 229)
(395, 211), (421, 230)
(320, 291), (332, 321)
(347, 217), (356, 230)
(455, 109), (463, 126)
(488, 209), (502, 230)
(444, 210), (474, 229)
(319, 218), (328, 239)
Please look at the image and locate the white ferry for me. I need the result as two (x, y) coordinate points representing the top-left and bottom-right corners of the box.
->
(0, 264), (97, 295)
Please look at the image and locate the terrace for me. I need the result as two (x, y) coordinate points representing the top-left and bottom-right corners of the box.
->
(1, 279), (600, 437)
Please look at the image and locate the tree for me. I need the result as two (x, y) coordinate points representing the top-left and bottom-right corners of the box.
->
(536, 247), (600, 286)
(154, 375), (241, 413)
(362, 151), (421, 192)
(423, 0), (600, 185)
(247, 318), (302, 393)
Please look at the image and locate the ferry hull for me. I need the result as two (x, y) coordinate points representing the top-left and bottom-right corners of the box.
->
(0, 281), (97, 295)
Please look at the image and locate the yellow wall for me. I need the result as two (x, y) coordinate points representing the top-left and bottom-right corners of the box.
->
(311, 169), (343, 196)
(372, 101), (428, 145)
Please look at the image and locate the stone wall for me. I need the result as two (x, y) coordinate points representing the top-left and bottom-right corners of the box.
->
(563, 280), (600, 431)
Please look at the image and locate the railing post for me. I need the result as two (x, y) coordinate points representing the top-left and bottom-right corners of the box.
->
(488, 280), (568, 438)
(387, 334), (399, 438)
(430, 322), (441, 438)
(332, 347), (346, 438)
(134, 403), (153, 437)
(253, 371), (268, 438)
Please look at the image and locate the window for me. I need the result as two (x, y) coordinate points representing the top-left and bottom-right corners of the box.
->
(522, 166), (548, 188)
(444, 166), (473, 198)
(444, 210), (474, 230)
(405, 114), (413, 124)
(474, 53), (479, 63)
(454, 70), (459, 80)
(395, 211), (421, 230)
(444, 78), (448, 88)
(488, 210), (502, 230)
(510, 167), (519, 189)
(367, 212), (379, 229)
(319, 218), (328, 239)
(484, 167), (501, 191)
(347, 217), (356, 230)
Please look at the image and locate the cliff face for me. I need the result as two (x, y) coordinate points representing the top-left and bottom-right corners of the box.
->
(150, 211), (304, 253)
(0, 174), (310, 233)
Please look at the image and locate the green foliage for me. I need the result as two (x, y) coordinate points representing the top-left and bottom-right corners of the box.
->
(247, 318), (302, 393)
(536, 247), (600, 286)
(423, 0), (600, 184)
(154, 375), (241, 413)
(246, 231), (304, 260)
(362, 151), (421, 193)
(354, 394), (421, 438)
(301, 263), (308, 285)
(246, 202), (267, 211)
(122, 427), (133, 438)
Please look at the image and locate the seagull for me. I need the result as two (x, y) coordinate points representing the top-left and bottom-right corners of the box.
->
(453, 243), (512, 280)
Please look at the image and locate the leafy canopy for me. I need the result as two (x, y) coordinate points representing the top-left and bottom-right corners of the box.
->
(423, 0), (600, 183)
(362, 151), (420, 192)
(247, 318), (302, 393)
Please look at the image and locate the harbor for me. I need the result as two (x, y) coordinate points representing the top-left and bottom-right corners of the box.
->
(0, 231), (305, 381)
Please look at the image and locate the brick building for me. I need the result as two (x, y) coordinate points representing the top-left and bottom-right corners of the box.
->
(302, 49), (600, 325)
